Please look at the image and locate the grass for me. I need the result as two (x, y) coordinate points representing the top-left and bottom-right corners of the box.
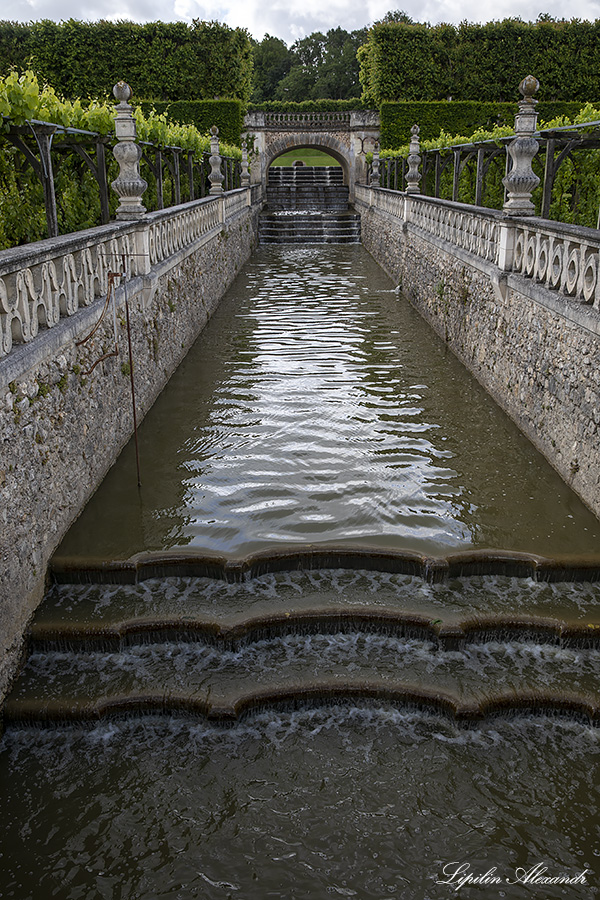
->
(270, 149), (341, 167)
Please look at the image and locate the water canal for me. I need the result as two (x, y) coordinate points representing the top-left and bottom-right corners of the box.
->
(53, 244), (600, 561)
(2, 245), (600, 898)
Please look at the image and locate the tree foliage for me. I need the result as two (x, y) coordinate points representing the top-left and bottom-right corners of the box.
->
(139, 100), (244, 146)
(0, 71), (242, 156)
(251, 35), (293, 103)
(0, 20), (253, 103)
(251, 27), (367, 103)
(0, 70), (242, 249)
(380, 100), (583, 148)
(379, 105), (600, 229)
(359, 18), (600, 105)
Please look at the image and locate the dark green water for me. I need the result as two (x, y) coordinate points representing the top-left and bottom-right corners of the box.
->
(1, 711), (600, 899)
(56, 245), (600, 561)
(3, 245), (600, 899)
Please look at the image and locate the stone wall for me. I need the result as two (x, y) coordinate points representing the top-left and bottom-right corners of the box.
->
(245, 111), (380, 201)
(0, 191), (260, 697)
(358, 187), (600, 525)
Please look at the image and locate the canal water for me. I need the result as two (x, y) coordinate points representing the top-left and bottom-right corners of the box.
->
(2, 245), (600, 898)
(54, 244), (600, 561)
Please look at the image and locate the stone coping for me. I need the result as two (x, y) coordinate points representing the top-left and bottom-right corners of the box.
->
(50, 545), (600, 584)
(28, 608), (600, 654)
(4, 682), (600, 728)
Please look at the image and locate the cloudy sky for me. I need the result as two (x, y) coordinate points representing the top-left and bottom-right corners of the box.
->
(5, 0), (600, 44)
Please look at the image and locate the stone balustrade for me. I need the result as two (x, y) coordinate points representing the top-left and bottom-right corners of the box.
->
(263, 112), (352, 127)
(358, 181), (600, 534)
(409, 196), (502, 266)
(0, 224), (137, 358)
(0, 189), (252, 360)
(147, 196), (223, 266)
(361, 186), (405, 221)
(358, 185), (600, 312)
(511, 219), (600, 307)
(224, 189), (250, 222)
(354, 184), (372, 207)
(250, 183), (263, 205)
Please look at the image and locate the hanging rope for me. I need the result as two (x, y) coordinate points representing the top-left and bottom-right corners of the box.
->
(75, 271), (120, 375)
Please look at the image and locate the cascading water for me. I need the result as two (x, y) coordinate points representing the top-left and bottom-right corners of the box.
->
(2, 245), (600, 898)
(260, 166), (361, 243)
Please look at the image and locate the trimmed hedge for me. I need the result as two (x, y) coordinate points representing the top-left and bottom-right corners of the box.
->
(139, 100), (244, 147)
(0, 20), (253, 104)
(359, 19), (600, 105)
(381, 101), (584, 149)
(247, 98), (368, 113)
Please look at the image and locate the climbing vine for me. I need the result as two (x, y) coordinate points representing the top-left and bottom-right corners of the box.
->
(377, 106), (600, 228)
(0, 71), (242, 249)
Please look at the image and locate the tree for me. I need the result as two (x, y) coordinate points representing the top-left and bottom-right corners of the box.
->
(273, 28), (367, 102)
(312, 27), (368, 99)
(251, 35), (292, 102)
(377, 10), (416, 24)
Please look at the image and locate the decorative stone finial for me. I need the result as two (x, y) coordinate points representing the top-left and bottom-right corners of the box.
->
(110, 81), (147, 219)
(209, 125), (224, 195)
(113, 81), (132, 104)
(405, 124), (422, 194)
(519, 75), (540, 99)
(241, 139), (250, 187)
(502, 75), (540, 216)
(370, 140), (381, 187)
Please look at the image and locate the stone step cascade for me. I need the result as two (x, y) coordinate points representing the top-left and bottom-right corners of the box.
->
(267, 166), (344, 185)
(6, 557), (600, 728)
(266, 187), (351, 211)
(260, 212), (361, 244)
(261, 165), (360, 244)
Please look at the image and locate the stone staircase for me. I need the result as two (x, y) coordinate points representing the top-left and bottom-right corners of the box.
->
(260, 166), (361, 244)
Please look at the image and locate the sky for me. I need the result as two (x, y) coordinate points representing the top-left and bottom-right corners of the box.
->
(4, 0), (600, 45)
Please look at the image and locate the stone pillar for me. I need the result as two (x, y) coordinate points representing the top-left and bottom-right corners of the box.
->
(241, 139), (251, 187)
(209, 125), (224, 195)
(370, 141), (381, 187)
(406, 125), (422, 194)
(110, 81), (147, 220)
(502, 76), (540, 217)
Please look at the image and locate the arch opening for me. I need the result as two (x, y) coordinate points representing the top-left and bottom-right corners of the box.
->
(270, 149), (341, 168)
(264, 135), (351, 185)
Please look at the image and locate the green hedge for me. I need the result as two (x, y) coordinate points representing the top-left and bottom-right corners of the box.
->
(381, 101), (584, 149)
(359, 19), (600, 105)
(0, 20), (253, 103)
(247, 98), (367, 113)
(139, 100), (244, 147)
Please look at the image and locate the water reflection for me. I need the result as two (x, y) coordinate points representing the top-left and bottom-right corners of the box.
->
(58, 245), (600, 561)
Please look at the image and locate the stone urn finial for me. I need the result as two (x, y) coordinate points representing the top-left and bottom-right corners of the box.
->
(241, 139), (251, 187)
(113, 81), (132, 104)
(209, 125), (224, 195)
(502, 75), (540, 216)
(519, 75), (540, 99)
(110, 80), (147, 220)
(405, 124), (422, 194)
(370, 140), (381, 187)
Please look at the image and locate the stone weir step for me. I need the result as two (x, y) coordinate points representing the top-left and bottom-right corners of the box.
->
(265, 186), (350, 211)
(268, 166), (344, 185)
(4, 558), (600, 729)
(266, 187), (350, 197)
(259, 212), (361, 244)
(6, 624), (600, 727)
